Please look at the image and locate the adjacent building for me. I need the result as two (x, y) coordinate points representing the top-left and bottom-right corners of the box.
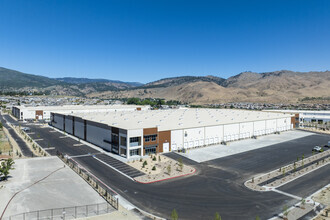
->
(12, 105), (148, 121)
(51, 108), (295, 159)
(264, 110), (330, 127)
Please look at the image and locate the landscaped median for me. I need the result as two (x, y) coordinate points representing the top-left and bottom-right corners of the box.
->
(245, 149), (330, 191)
(127, 154), (196, 184)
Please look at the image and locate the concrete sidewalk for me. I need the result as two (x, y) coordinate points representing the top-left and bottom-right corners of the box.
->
(0, 157), (105, 218)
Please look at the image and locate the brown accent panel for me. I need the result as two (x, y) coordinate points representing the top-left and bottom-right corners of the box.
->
(136, 107), (141, 111)
(291, 116), (296, 128)
(35, 110), (43, 119)
(143, 127), (158, 146)
(158, 130), (171, 153)
(144, 127), (158, 135)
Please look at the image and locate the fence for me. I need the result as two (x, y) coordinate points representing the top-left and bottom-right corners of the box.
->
(56, 151), (119, 210)
(4, 203), (114, 220)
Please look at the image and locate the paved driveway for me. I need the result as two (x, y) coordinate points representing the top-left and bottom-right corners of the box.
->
(14, 120), (330, 220)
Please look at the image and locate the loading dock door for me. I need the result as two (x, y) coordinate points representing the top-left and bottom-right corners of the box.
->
(163, 143), (169, 153)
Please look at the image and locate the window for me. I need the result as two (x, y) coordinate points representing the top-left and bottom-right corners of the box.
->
(130, 137), (140, 143)
(111, 134), (119, 144)
(120, 136), (126, 146)
(130, 149), (140, 156)
(144, 134), (157, 142)
(145, 145), (157, 155)
(130, 137), (141, 147)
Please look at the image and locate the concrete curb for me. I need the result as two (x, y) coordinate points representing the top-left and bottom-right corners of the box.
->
(134, 168), (196, 184)
(245, 150), (330, 192)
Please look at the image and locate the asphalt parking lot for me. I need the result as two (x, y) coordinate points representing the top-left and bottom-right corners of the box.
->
(6, 116), (330, 220)
(0, 114), (35, 157)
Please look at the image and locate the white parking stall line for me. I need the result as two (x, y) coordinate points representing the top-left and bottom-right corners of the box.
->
(34, 139), (44, 141)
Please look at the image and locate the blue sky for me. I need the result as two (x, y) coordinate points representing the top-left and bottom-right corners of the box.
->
(0, 0), (329, 83)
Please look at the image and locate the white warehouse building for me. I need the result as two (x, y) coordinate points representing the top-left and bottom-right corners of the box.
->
(51, 108), (296, 159)
(264, 110), (330, 126)
(12, 105), (148, 120)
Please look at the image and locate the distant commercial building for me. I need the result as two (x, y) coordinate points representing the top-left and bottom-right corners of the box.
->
(264, 110), (330, 127)
(51, 108), (295, 159)
(12, 105), (148, 121)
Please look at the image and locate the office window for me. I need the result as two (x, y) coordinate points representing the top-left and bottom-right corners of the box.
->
(130, 149), (140, 156)
(130, 137), (140, 143)
(130, 137), (141, 147)
(111, 134), (119, 144)
(145, 145), (157, 155)
(144, 134), (157, 142)
(120, 136), (127, 146)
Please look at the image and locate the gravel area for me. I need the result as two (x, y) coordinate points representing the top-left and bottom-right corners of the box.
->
(128, 154), (195, 183)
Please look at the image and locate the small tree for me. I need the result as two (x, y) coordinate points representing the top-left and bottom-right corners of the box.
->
(167, 165), (171, 175)
(171, 209), (178, 220)
(0, 122), (3, 129)
(282, 167), (286, 177)
(0, 158), (15, 181)
(214, 212), (221, 220)
(301, 198), (306, 209)
(152, 166), (156, 171)
(178, 158), (183, 172)
(283, 205), (289, 219)
(158, 155), (161, 161)
(255, 216), (260, 220)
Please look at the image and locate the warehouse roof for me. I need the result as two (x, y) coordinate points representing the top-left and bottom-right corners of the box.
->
(61, 108), (294, 131)
(14, 104), (146, 112)
(264, 110), (330, 114)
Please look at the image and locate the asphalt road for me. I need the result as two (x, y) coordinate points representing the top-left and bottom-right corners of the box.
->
(0, 114), (35, 157)
(278, 164), (330, 198)
(10, 118), (330, 220)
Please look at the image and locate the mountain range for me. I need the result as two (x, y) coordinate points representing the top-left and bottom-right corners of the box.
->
(0, 67), (329, 104)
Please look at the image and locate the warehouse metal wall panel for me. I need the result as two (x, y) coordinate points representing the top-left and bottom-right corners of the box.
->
(171, 129), (183, 150)
(253, 120), (266, 135)
(53, 114), (64, 130)
(183, 127), (204, 148)
(74, 120), (85, 139)
(65, 117), (73, 134)
(266, 119), (277, 134)
(86, 123), (111, 151)
(239, 122), (253, 138)
(205, 125), (223, 144)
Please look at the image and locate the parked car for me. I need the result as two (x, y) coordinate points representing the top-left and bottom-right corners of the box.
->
(21, 127), (31, 132)
(323, 145), (329, 148)
(312, 146), (322, 152)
